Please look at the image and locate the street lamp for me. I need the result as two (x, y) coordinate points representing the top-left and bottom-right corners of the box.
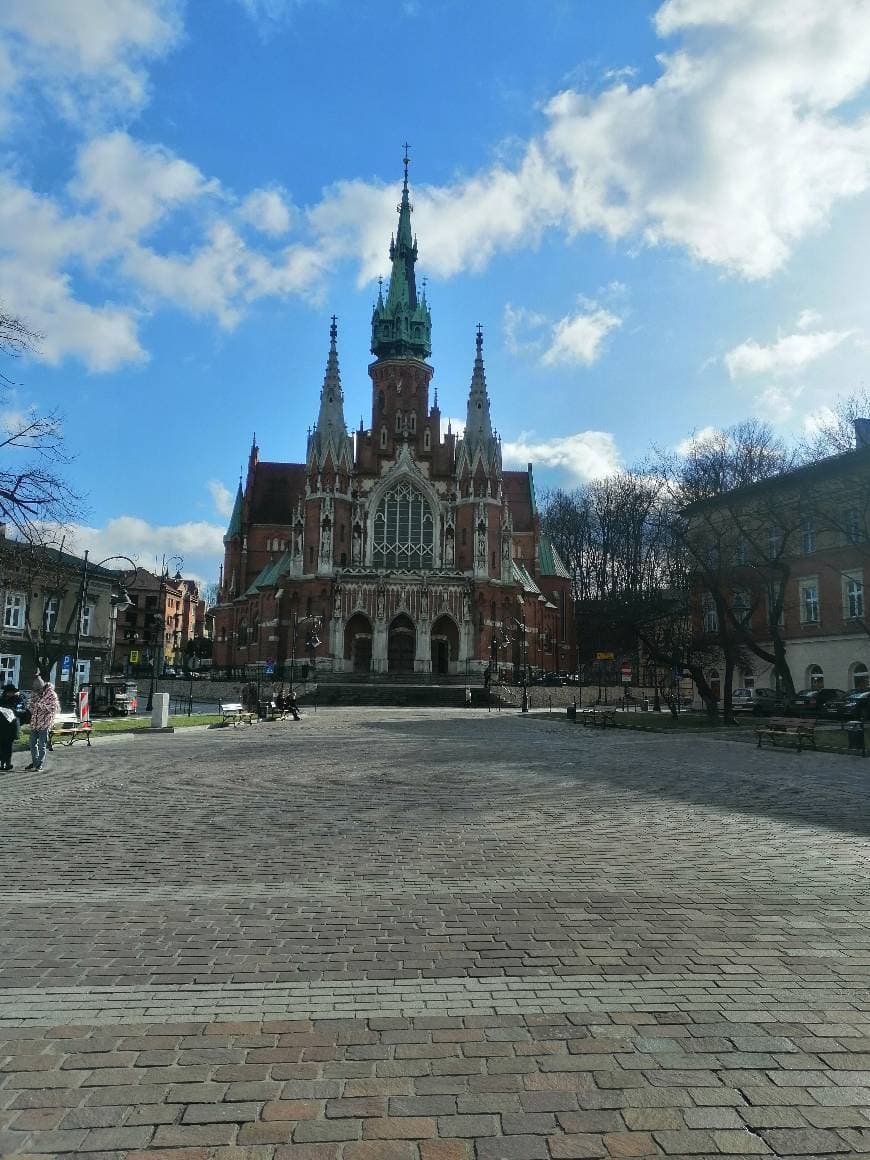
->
(69, 551), (137, 710)
(146, 556), (183, 712)
(512, 614), (529, 713)
(288, 600), (322, 688)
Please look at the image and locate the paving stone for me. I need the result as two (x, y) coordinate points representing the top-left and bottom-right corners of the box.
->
(476, 1136), (550, 1158)
(548, 1134), (608, 1158)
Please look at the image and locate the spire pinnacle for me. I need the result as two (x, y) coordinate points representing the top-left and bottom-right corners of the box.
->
(309, 317), (350, 469)
(464, 325), (495, 455)
(370, 149), (431, 361)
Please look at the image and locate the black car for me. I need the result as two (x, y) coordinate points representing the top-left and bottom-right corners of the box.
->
(824, 689), (870, 720)
(788, 688), (847, 715)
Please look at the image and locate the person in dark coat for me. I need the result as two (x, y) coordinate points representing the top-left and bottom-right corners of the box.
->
(286, 688), (301, 720)
(0, 683), (21, 771)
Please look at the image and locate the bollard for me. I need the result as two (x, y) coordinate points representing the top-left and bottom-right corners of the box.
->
(151, 691), (170, 731)
(846, 720), (866, 756)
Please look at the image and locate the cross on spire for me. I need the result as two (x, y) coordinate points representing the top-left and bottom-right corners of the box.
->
(402, 142), (411, 188)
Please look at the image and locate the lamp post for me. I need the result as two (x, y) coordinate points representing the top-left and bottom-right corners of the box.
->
(68, 552), (137, 711)
(288, 603), (322, 688)
(512, 615), (529, 713)
(146, 556), (183, 712)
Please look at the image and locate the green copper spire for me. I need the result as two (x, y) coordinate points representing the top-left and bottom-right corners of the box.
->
(224, 481), (243, 542)
(371, 146), (432, 361)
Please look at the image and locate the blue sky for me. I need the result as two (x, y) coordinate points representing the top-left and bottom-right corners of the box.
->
(2, 0), (870, 582)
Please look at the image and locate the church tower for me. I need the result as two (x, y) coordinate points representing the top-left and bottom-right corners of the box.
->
(367, 150), (436, 463)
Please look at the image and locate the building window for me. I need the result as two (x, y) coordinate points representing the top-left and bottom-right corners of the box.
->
(43, 596), (60, 633)
(807, 663), (824, 690)
(237, 619), (248, 646)
(395, 411), (403, 432)
(734, 539), (748, 566)
(767, 586), (785, 628)
(732, 589), (751, 625)
(371, 480), (435, 571)
(424, 428), (431, 450)
(802, 520), (815, 555)
(768, 525), (781, 559)
(251, 615), (259, 644)
(702, 595), (718, 633)
(799, 581), (819, 624)
(845, 574), (864, 620)
(851, 662), (869, 690)
(380, 426), (387, 449)
(3, 591), (25, 629)
(409, 412), (416, 433)
(0, 653), (20, 685)
(845, 507), (863, 543)
(81, 605), (92, 637)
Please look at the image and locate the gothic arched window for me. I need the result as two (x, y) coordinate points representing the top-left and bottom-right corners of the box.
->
(372, 480), (434, 571)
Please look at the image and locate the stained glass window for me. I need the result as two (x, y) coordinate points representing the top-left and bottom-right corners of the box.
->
(372, 480), (434, 570)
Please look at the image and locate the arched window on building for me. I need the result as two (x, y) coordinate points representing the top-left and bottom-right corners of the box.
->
(395, 410), (403, 432)
(380, 426), (387, 449)
(251, 615), (259, 644)
(423, 427), (431, 450)
(409, 412), (416, 433)
(807, 663), (824, 690)
(850, 662), (869, 690)
(372, 480), (434, 570)
(237, 619), (248, 647)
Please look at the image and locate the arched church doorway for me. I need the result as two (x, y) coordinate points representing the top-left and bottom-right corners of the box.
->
(344, 612), (372, 673)
(430, 614), (459, 676)
(388, 614), (416, 673)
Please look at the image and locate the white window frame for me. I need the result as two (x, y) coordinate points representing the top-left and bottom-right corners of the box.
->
(843, 572), (864, 620)
(44, 595), (60, 633)
(732, 588), (751, 626)
(799, 578), (819, 625)
(3, 591), (25, 630)
(0, 653), (20, 686)
(768, 526), (781, 559)
(702, 595), (718, 633)
(802, 519), (815, 555)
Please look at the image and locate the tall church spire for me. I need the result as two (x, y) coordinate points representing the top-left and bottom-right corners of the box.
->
(308, 317), (352, 469)
(371, 146), (432, 361)
(465, 324), (494, 448)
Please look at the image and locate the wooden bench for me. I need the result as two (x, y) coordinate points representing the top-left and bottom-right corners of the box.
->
(582, 709), (617, 728)
(219, 701), (256, 727)
(756, 716), (817, 753)
(48, 712), (93, 748)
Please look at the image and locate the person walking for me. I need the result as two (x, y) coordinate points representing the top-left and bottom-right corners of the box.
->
(286, 688), (301, 720)
(26, 675), (60, 772)
(0, 683), (20, 771)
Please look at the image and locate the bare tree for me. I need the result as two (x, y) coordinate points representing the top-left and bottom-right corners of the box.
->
(0, 307), (79, 536)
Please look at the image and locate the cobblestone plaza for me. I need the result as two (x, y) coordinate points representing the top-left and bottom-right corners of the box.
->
(1, 708), (870, 1158)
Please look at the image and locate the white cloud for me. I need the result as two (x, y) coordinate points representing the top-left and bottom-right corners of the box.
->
(239, 188), (293, 236)
(503, 430), (621, 481)
(72, 132), (216, 240)
(674, 426), (721, 455)
(207, 480), (234, 519)
(753, 382), (805, 422)
(56, 517), (226, 582)
(542, 306), (622, 366)
(504, 300), (622, 367)
(725, 329), (852, 378)
(796, 308), (822, 330)
(0, 0), (181, 127)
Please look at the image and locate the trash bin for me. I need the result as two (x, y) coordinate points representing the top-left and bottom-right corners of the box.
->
(846, 720), (866, 755)
(567, 702), (577, 721)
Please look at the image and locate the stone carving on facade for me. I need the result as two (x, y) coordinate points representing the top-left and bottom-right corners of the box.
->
(376, 587), (386, 620)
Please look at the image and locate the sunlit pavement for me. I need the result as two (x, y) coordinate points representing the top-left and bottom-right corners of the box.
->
(1, 707), (869, 1159)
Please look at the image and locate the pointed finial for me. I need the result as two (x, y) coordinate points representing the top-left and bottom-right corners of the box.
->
(330, 314), (337, 348)
(476, 323), (483, 356)
(433, 385), (438, 408)
(402, 141), (411, 188)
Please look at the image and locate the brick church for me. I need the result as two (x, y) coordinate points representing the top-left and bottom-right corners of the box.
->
(212, 157), (574, 680)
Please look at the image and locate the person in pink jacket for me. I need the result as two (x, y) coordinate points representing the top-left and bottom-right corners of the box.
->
(26, 675), (60, 772)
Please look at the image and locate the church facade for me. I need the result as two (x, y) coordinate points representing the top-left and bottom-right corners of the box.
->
(212, 159), (574, 680)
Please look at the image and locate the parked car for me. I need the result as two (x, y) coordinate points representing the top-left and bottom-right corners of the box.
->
(788, 688), (847, 715)
(823, 689), (870, 720)
(731, 687), (787, 714)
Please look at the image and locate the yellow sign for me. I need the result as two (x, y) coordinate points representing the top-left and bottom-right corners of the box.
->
(595, 651), (614, 661)
(129, 649), (140, 664)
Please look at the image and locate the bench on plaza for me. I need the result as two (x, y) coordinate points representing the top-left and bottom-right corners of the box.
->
(756, 716), (817, 753)
(48, 711), (92, 748)
(219, 701), (256, 727)
(582, 709), (617, 729)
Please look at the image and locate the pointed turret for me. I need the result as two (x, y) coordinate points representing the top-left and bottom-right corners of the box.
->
(465, 324), (494, 449)
(308, 317), (353, 471)
(371, 148), (432, 361)
(224, 481), (243, 543)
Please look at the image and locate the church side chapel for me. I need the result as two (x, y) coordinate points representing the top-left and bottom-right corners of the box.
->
(212, 155), (573, 679)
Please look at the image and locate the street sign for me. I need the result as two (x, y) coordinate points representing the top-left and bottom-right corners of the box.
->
(60, 654), (72, 682)
(621, 662), (632, 683)
(595, 651), (614, 661)
(264, 661), (275, 675)
(129, 649), (140, 664)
